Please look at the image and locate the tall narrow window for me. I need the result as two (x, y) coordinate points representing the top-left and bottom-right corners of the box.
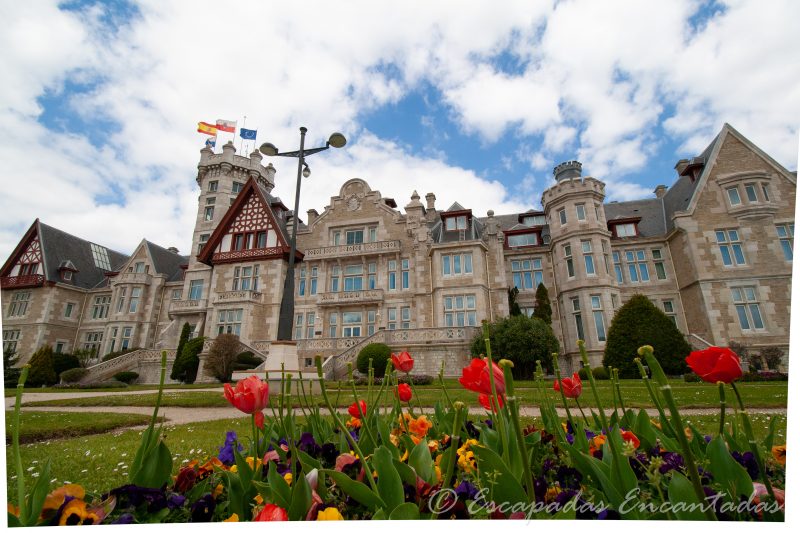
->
(652, 248), (667, 280)
(762, 184), (771, 202)
(602, 241), (610, 275)
(571, 297), (584, 341)
(204, 205), (214, 221)
(129, 287), (142, 313)
(744, 183), (758, 202)
(298, 266), (306, 296)
(65, 303), (75, 318)
(582, 240), (595, 275)
(401, 259), (410, 289)
(121, 327), (133, 350)
(232, 181), (243, 193)
(591, 295), (606, 342)
(388, 260), (397, 290)
(198, 234), (210, 254)
(401, 306), (411, 329)
(732, 287), (764, 331)
(3, 330), (20, 354)
(576, 204), (586, 221)
(726, 187), (742, 206)
(387, 307), (397, 330)
(776, 223), (794, 261)
(716, 229), (746, 266)
(188, 280), (204, 300)
(310, 267), (318, 294)
(116, 288), (127, 313)
(306, 312), (315, 339)
(612, 252), (623, 283)
(294, 313), (304, 340)
(208, 180), (218, 192)
(564, 244), (574, 278)
(367, 310), (376, 335)
(558, 208), (567, 225)
(330, 265), (341, 292)
(367, 263), (376, 289)
(328, 313), (338, 338)
(369, 227), (378, 242)
(662, 300), (677, 326)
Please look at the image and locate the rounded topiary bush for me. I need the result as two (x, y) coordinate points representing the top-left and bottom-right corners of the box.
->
(234, 351), (263, 370)
(602, 294), (690, 378)
(592, 367), (610, 380)
(53, 353), (81, 376)
(113, 371), (139, 384)
(60, 367), (89, 383)
(356, 343), (392, 377)
(470, 315), (560, 379)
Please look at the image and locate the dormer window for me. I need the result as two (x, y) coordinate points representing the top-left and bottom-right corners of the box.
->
(57, 260), (77, 281)
(62, 271), (72, 281)
(608, 218), (641, 238)
(445, 215), (467, 231)
(507, 232), (538, 248)
(522, 215), (546, 226)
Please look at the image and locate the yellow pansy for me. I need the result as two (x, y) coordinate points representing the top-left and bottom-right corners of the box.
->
(316, 507), (344, 520)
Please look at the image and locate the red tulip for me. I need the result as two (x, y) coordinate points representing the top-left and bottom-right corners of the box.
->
(685, 346), (743, 384)
(254, 503), (288, 521)
(553, 373), (582, 399)
(254, 411), (265, 430)
(396, 383), (412, 402)
(620, 430), (640, 449)
(348, 400), (367, 419)
(391, 351), (415, 373)
(478, 393), (504, 412)
(223, 375), (269, 414)
(459, 358), (506, 396)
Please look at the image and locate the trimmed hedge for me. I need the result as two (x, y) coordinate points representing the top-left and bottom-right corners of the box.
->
(578, 366), (610, 380)
(353, 374), (435, 386)
(60, 368), (89, 383)
(113, 371), (139, 384)
(54, 381), (128, 389)
(53, 353), (81, 376)
(356, 343), (392, 378)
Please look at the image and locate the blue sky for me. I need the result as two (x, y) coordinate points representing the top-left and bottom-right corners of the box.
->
(0, 0), (797, 260)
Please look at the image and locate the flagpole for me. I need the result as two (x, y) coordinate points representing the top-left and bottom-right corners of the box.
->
(239, 115), (247, 153)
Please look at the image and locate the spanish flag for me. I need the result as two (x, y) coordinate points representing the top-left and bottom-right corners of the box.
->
(197, 122), (218, 136)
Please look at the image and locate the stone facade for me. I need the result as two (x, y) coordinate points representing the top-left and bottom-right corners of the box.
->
(1, 124), (794, 378)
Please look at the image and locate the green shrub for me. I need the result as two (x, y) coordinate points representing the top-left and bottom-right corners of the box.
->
(53, 353), (81, 376)
(102, 347), (140, 362)
(470, 315), (559, 378)
(234, 351), (263, 369)
(60, 368), (89, 383)
(592, 367), (610, 380)
(113, 371), (139, 384)
(27, 346), (58, 387)
(172, 337), (204, 384)
(3, 349), (21, 388)
(602, 294), (690, 378)
(741, 371), (788, 382)
(356, 343), (392, 377)
(398, 374), (434, 385)
(577, 366), (589, 380)
(170, 323), (193, 380)
(683, 373), (701, 383)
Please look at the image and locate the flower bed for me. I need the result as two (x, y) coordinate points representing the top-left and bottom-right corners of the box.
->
(7, 336), (786, 524)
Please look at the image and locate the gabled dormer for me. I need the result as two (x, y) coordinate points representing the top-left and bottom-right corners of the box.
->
(504, 223), (543, 249)
(57, 260), (78, 282)
(197, 177), (297, 266)
(441, 202), (472, 232)
(607, 217), (642, 238)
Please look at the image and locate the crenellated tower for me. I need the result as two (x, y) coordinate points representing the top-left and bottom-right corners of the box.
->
(542, 161), (620, 368)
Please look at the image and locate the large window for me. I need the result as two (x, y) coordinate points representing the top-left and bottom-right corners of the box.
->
(511, 259), (543, 290)
(571, 297), (584, 341)
(8, 292), (31, 317)
(188, 279), (204, 300)
(732, 287), (764, 331)
(582, 240), (595, 276)
(234, 265), (260, 291)
(442, 253), (473, 276)
(89, 295), (109, 318)
(343, 265), (363, 292)
(445, 215), (467, 231)
(614, 223), (637, 237)
(564, 245), (574, 278)
(331, 225), (378, 246)
(508, 233), (538, 247)
(3, 329), (20, 354)
(716, 229), (746, 266)
(218, 309), (243, 336)
(625, 250), (649, 282)
(129, 287), (142, 313)
(591, 295), (606, 342)
(652, 248), (667, 279)
(346, 229), (364, 244)
(776, 223), (794, 261)
(387, 306), (411, 330)
(83, 331), (103, 354)
(444, 295), (477, 327)
(612, 252), (623, 283)
(522, 214), (546, 226)
(342, 312), (362, 337)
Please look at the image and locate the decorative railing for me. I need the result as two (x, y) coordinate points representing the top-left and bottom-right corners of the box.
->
(213, 290), (263, 304)
(79, 348), (177, 383)
(115, 272), (151, 285)
(303, 240), (401, 259)
(212, 247), (284, 263)
(1, 274), (45, 289)
(169, 298), (207, 314)
(317, 289), (384, 306)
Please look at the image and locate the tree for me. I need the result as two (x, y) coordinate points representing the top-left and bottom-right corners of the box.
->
(27, 345), (58, 387)
(205, 334), (241, 382)
(470, 315), (560, 379)
(760, 346), (784, 371)
(602, 294), (691, 378)
(172, 337), (204, 384)
(507, 287), (522, 316)
(533, 283), (552, 325)
(170, 322), (193, 380)
(3, 348), (21, 388)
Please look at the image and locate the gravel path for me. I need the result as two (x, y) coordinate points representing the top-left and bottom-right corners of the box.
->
(12, 404), (787, 428)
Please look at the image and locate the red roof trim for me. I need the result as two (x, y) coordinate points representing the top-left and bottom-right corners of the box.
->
(0, 219), (39, 278)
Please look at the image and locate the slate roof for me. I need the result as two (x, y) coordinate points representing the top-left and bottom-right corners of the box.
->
(144, 241), (189, 282)
(661, 132), (719, 230)
(603, 198), (666, 237)
(38, 221), (129, 289)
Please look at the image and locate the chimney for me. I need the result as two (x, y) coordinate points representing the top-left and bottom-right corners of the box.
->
(654, 185), (668, 199)
(425, 192), (436, 211)
(167, 246), (179, 254)
(307, 209), (319, 226)
(674, 159), (690, 176)
(553, 161), (582, 181)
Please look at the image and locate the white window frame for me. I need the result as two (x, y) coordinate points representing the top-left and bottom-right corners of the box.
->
(218, 309), (243, 336)
(444, 294), (477, 327)
(716, 229), (746, 266)
(591, 295), (606, 342)
(726, 186), (742, 206)
(731, 287), (765, 331)
(776, 223), (794, 261)
(511, 259), (543, 291)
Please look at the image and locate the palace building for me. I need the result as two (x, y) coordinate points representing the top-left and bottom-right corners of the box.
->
(1, 123), (794, 381)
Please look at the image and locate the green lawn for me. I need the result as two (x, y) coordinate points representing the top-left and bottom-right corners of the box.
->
(21, 379), (788, 409)
(5, 411), (155, 444)
(4, 383), (221, 396)
(5, 411), (786, 505)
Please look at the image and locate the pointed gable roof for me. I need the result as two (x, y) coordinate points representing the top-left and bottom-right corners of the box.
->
(145, 241), (189, 281)
(197, 177), (297, 265)
(1, 219), (129, 290)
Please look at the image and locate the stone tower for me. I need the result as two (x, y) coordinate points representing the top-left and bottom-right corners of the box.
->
(542, 161), (620, 368)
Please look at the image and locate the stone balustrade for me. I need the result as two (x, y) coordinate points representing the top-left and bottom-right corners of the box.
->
(213, 290), (263, 304)
(169, 298), (207, 315)
(317, 289), (384, 306)
(116, 272), (151, 285)
(303, 240), (401, 259)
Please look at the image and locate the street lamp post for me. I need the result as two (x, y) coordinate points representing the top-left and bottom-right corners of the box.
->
(260, 127), (347, 341)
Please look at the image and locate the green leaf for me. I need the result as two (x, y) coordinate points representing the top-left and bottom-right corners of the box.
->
(705, 435), (754, 500)
(288, 469), (312, 521)
(667, 472), (707, 520)
(321, 470), (385, 510)
(388, 502), (420, 520)
(763, 416), (778, 451)
(130, 439), (173, 489)
(8, 512), (22, 528)
(566, 447), (627, 514)
(267, 461), (291, 510)
(22, 460), (51, 526)
(252, 480), (273, 502)
(633, 409), (659, 452)
(472, 445), (528, 507)
(371, 508), (387, 520)
(373, 446), (405, 513)
(297, 449), (321, 472)
(408, 439), (436, 485)
(393, 459), (418, 488)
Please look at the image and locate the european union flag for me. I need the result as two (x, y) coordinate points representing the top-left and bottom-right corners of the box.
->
(240, 128), (257, 140)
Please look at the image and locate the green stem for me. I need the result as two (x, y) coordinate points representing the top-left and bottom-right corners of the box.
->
(436, 401), (465, 516)
(482, 321), (509, 461)
(634, 358), (674, 437)
(349, 373), (376, 446)
(438, 360), (454, 411)
(13, 365), (30, 521)
(641, 347), (716, 521)
(730, 382), (778, 503)
(613, 368), (627, 413)
(551, 352), (576, 430)
(315, 357), (380, 494)
(717, 382), (726, 436)
(574, 397), (590, 426)
(501, 361), (535, 504)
